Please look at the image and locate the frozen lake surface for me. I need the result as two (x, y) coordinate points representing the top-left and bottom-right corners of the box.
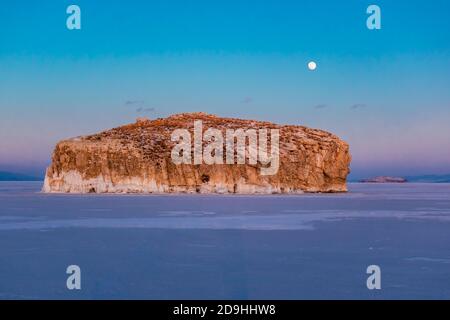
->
(0, 182), (449, 299)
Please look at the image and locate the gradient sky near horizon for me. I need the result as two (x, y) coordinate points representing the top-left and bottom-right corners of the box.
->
(0, 0), (449, 179)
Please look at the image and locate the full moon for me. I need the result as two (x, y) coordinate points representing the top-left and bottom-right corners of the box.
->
(307, 61), (317, 71)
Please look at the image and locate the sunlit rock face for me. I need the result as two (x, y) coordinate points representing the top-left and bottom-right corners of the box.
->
(42, 113), (351, 194)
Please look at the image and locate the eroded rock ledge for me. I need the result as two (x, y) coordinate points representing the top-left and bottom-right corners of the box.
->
(42, 112), (351, 194)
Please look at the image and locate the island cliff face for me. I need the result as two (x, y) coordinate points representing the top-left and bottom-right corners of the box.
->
(42, 113), (351, 194)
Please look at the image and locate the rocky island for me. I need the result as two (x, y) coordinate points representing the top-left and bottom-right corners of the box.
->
(42, 113), (351, 194)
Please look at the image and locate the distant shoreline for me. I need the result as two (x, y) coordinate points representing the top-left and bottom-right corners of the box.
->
(2, 171), (450, 184)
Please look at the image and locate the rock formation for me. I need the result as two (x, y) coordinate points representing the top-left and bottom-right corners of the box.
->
(42, 112), (351, 194)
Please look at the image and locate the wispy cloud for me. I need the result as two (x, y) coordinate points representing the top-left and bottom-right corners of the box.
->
(314, 104), (327, 109)
(125, 100), (155, 113)
(241, 97), (253, 104)
(350, 103), (367, 110)
(125, 100), (145, 106)
(136, 107), (155, 113)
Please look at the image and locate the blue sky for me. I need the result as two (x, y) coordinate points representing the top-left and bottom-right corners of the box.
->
(0, 0), (449, 179)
